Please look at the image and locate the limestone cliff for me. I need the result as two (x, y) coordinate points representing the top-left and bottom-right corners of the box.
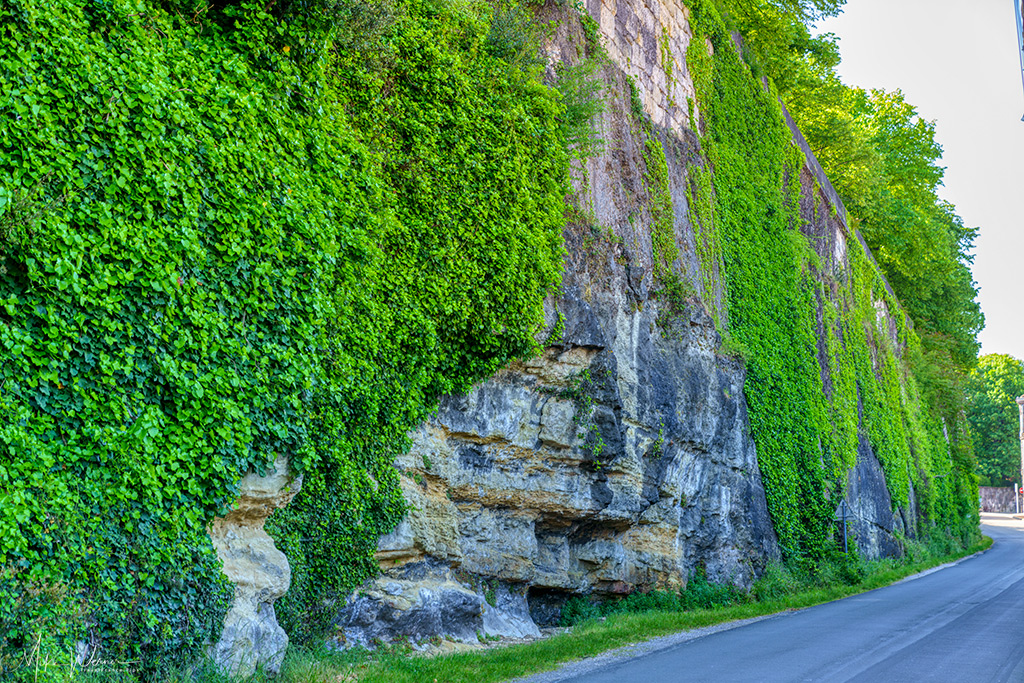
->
(332, 0), (917, 646)
(339, 290), (778, 642)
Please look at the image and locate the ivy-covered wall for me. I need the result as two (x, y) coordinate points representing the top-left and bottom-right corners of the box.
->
(0, 0), (980, 674)
(0, 0), (569, 672)
(676, 0), (979, 562)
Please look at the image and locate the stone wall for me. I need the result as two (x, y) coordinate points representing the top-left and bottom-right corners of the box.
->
(584, 0), (697, 133)
(980, 486), (1016, 513)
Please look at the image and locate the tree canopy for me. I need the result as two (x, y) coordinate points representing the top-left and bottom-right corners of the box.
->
(965, 355), (1024, 487)
(715, 1), (983, 380)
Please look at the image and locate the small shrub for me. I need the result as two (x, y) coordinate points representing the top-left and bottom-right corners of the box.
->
(485, 3), (544, 71)
(752, 563), (804, 602)
(555, 59), (606, 161)
(679, 568), (747, 610)
(719, 334), (750, 361)
(650, 425), (665, 459)
(559, 596), (602, 626)
(558, 568), (744, 627)
(615, 590), (682, 613)
(628, 77), (645, 120)
(579, 12), (604, 58)
(810, 552), (868, 587)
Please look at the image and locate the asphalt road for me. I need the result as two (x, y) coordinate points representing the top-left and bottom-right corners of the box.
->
(518, 514), (1024, 683)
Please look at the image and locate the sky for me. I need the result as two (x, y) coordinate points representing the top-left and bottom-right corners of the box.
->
(815, 0), (1024, 359)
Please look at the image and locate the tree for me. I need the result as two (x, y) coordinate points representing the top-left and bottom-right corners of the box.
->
(965, 354), (1024, 487)
(716, 1), (843, 94)
(725, 4), (984, 377)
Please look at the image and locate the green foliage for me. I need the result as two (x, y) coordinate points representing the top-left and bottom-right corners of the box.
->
(483, 579), (498, 608)
(485, 3), (544, 71)
(558, 595), (603, 626)
(731, 0), (983, 538)
(644, 137), (677, 273)
(320, 0), (402, 58)
(687, 162), (723, 322)
(683, 0), (978, 563)
(538, 368), (610, 467)
(686, 0), (832, 559)
(650, 424), (665, 459)
(578, 11), (604, 57)
(270, 0), (570, 643)
(547, 311), (566, 346)
(712, 0), (842, 95)
(1, 0), (569, 670)
(750, 562), (803, 602)
(737, 0), (982, 542)
(751, 553), (871, 602)
(0, 0), (983, 672)
(784, 56), (983, 375)
(628, 77), (645, 120)
(642, 135), (695, 324)
(659, 27), (674, 82)
(559, 568), (746, 627)
(965, 355), (1024, 487)
(555, 58), (607, 162)
(560, 552), (904, 630)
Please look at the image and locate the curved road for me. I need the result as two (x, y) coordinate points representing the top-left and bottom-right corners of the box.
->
(517, 514), (1024, 683)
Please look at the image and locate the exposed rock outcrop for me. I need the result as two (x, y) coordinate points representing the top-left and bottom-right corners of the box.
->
(338, 559), (540, 648)
(332, 0), (912, 646)
(843, 433), (904, 558)
(209, 455), (302, 676)
(335, 239), (781, 641)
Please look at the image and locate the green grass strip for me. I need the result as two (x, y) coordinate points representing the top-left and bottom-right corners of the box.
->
(150, 537), (991, 683)
(307, 537), (991, 683)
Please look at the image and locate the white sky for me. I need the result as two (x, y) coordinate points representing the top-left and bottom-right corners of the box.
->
(815, 0), (1024, 359)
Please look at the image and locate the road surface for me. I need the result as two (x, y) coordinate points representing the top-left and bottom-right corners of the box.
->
(516, 514), (1024, 683)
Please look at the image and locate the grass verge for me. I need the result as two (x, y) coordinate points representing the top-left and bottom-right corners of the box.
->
(38, 536), (991, 683)
(298, 535), (992, 683)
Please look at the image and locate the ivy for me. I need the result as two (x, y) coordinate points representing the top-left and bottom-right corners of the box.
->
(684, 0), (978, 563)
(0, 0), (980, 673)
(0, 0), (569, 671)
(270, 1), (571, 643)
(642, 135), (693, 325)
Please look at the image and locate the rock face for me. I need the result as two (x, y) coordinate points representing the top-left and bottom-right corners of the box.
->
(334, 114), (785, 635)
(842, 433), (904, 558)
(209, 455), (302, 676)
(338, 559), (540, 648)
(336, 288), (779, 642)
(335, 277), (779, 641)
(332, 0), (910, 646)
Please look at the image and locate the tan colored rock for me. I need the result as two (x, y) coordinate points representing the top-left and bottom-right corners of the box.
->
(376, 474), (462, 569)
(208, 454), (302, 677)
